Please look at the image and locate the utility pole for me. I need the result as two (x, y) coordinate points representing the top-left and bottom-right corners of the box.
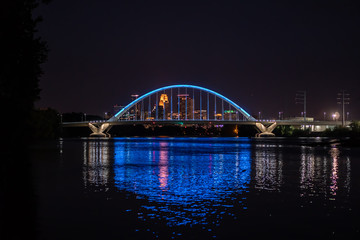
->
(337, 90), (350, 127)
(296, 91), (307, 122)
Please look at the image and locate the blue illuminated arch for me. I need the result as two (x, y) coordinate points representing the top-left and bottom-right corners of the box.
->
(109, 85), (256, 121)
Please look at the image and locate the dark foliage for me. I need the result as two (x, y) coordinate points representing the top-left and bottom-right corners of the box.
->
(0, 0), (49, 141)
(273, 125), (311, 137)
(30, 108), (60, 139)
(0, 1), (49, 239)
(272, 122), (360, 138)
(350, 121), (360, 133)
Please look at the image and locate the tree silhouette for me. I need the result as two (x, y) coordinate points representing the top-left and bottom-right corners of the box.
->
(0, 0), (50, 140)
(0, 1), (50, 239)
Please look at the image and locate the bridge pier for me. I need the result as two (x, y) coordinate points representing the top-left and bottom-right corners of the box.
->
(88, 123), (112, 137)
(255, 122), (277, 137)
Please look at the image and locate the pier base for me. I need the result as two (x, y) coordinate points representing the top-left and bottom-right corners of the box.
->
(255, 122), (277, 137)
(88, 123), (112, 137)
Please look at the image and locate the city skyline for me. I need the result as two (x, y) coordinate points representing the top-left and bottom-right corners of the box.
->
(103, 87), (353, 121)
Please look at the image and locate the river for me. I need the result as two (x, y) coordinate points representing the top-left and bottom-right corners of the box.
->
(30, 137), (360, 239)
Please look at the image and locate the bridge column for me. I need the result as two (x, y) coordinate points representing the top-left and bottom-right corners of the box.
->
(88, 123), (112, 137)
(214, 95), (216, 120)
(255, 122), (277, 137)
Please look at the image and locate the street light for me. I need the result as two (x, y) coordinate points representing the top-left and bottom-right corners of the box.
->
(332, 112), (340, 121)
(323, 112), (326, 121)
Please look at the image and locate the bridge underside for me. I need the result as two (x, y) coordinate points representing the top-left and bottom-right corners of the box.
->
(62, 120), (347, 137)
(65, 120), (258, 127)
(63, 120), (346, 127)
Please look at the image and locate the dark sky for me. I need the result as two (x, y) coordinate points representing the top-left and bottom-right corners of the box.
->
(36, 0), (360, 120)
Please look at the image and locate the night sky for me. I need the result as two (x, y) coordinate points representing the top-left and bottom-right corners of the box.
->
(36, 0), (360, 120)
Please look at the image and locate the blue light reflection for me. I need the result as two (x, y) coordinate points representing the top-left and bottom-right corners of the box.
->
(113, 137), (252, 226)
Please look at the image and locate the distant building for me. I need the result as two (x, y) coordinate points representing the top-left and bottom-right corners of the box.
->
(113, 104), (131, 120)
(159, 94), (169, 107)
(194, 110), (207, 120)
(104, 112), (112, 120)
(130, 94), (140, 120)
(224, 110), (237, 120)
(286, 117), (314, 122)
(178, 94), (193, 119)
(215, 113), (222, 120)
(131, 94), (139, 101)
(113, 104), (124, 115)
(158, 94), (170, 119)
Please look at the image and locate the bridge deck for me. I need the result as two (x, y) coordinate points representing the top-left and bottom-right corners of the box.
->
(62, 120), (348, 127)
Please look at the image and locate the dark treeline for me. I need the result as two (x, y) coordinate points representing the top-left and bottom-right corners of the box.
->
(273, 121), (360, 138)
(29, 110), (103, 139)
(30, 108), (59, 139)
(0, 1), (50, 239)
(1, 1), (49, 141)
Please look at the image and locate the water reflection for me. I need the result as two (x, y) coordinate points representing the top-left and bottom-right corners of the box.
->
(345, 157), (351, 196)
(158, 142), (169, 191)
(83, 140), (111, 189)
(112, 139), (252, 204)
(330, 147), (339, 196)
(109, 138), (252, 226)
(299, 145), (351, 199)
(253, 144), (283, 191)
(81, 138), (352, 226)
(300, 146), (316, 195)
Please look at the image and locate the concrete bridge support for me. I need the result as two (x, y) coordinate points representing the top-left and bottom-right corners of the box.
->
(255, 122), (277, 137)
(88, 123), (112, 137)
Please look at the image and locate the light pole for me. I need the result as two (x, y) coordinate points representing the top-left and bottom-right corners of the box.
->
(296, 90), (307, 122)
(278, 111), (283, 120)
(337, 90), (350, 126)
(323, 112), (326, 121)
(258, 111), (261, 120)
(84, 113), (86, 122)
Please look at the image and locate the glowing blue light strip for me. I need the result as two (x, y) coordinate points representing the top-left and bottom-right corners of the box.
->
(109, 85), (255, 122)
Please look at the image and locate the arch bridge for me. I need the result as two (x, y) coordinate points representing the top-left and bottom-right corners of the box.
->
(63, 84), (346, 137)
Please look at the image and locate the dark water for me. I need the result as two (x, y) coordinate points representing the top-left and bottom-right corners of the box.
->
(31, 137), (360, 239)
